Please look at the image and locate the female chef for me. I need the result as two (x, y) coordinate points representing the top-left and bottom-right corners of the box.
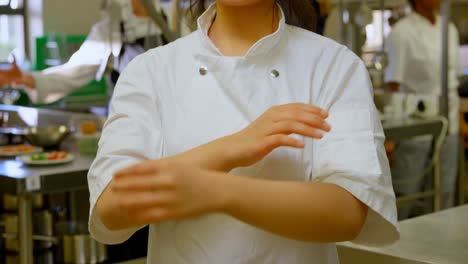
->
(88, 0), (399, 262)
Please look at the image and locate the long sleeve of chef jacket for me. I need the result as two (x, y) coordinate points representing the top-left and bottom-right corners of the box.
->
(29, 16), (116, 104)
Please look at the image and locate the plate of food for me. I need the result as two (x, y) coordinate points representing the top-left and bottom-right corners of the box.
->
(20, 151), (74, 165)
(0, 144), (43, 157)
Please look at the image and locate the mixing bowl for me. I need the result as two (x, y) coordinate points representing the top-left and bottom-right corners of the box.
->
(23, 126), (72, 149)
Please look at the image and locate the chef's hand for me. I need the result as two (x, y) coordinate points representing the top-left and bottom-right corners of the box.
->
(0, 57), (35, 88)
(174, 103), (330, 172)
(100, 159), (224, 229)
(227, 103), (330, 167)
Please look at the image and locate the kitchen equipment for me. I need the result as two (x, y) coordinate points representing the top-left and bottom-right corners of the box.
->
(3, 210), (54, 251)
(2, 194), (44, 211)
(23, 126), (72, 149)
(365, 51), (388, 90)
(405, 94), (439, 118)
(0, 215), (4, 249)
(62, 234), (107, 264)
(55, 221), (107, 264)
(4, 252), (54, 264)
(354, 0), (373, 27)
(75, 133), (100, 156)
(0, 87), (21, 105)
(373, 89), (392, 114)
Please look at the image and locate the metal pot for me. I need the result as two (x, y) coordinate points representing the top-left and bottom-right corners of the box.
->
(61, 234), (107, 264)
(2, 194), (44, 211)
(4, 213), (19, 252)
(55, 221), (107, 264)
(2, 210), (54, 251)
(0, 215), (4, 250)
(4, 252), (54, 264)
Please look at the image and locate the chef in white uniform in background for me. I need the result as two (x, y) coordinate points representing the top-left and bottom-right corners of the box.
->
(0, 0), (170, 104)
(385, 0), (463, 218)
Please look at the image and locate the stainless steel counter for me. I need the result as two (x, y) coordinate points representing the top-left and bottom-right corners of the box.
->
(338, 205), (468, 264)
(0, 154), (94, 194)
(0, 105), (101, 264)
(0, 105), (99, 195)
(382, 117), (445, 141)
(382, 116), (449, 212)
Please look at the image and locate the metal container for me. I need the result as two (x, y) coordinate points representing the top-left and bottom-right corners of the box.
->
(23, 126), (72, 149)
(2, 194), (44, 211)
(0, 215), (4, 250)
(55, 221), (107, 264)
(4, 252), (54, 264)
(3, 210), (54, 251)
(4, 213), (18, 251)
(0, 87), (21, 105)
(61, 234), (107, 264)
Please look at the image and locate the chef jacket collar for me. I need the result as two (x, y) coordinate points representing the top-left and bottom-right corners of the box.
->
(196, 2), (286, 59)
(411, 12), (440, 27)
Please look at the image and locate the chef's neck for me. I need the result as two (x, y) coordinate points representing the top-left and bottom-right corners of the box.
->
(208, 1), (278, 56)
(413, 5), (437, 25)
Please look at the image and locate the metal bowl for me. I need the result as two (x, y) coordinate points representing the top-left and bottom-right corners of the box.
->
(23, 126), (72, 148)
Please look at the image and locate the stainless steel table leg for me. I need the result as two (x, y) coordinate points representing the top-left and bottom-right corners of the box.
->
(434, 155), (441, 212)
(69, 191), (77, 222)
(18, 194), (33, 264)
(459, 135), (466, 205)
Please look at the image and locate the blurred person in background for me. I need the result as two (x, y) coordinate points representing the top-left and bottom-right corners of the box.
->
(385, 0), (463, 218)
(0, 0), (171, 105)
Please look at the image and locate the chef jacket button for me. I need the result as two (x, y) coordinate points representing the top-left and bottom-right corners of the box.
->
(270, 69), (280, 78)
(199, 66), (208, 76)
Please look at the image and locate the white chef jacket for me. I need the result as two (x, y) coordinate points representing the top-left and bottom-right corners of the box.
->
(385, 13), (463, 134)
(88, 3), (399, 263)
(28, 0), (162, 104)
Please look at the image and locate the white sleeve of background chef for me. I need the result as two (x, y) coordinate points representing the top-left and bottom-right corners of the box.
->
(87, 53), (163, 245)
(29, 17), (113, 104)
(384, 29), (408, 84)
(312, 47), (399, 246)
(450, 24), (464, 77)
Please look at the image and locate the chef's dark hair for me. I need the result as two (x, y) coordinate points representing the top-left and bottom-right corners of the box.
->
(187, 0), (317, 32)
(408, 0), (416, 8)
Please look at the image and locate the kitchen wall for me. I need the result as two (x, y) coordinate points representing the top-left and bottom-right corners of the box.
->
(25, 0), (102, 63)
(42, 0), (101, 35)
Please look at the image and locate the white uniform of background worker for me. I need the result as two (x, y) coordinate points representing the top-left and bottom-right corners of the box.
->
(385, 0), (463, 218)
(0, 0), (165, 104)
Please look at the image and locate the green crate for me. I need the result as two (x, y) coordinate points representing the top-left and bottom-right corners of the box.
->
(33, 35), (87, 71)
